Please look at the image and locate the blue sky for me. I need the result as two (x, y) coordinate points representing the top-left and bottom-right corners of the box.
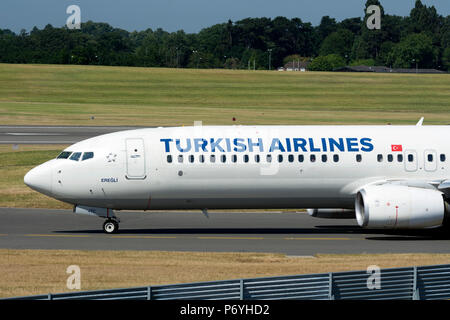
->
(0, 0), (448, 33)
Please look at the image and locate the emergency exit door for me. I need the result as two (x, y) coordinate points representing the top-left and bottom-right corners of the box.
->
(424, 150), (437, 172)
(126, 138), (147, 179)
(404, 150), (418, 172)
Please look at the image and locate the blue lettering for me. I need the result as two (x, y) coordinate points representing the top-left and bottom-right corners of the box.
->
(193, 138), (208, 152)
(309, 138), (320, 152)
(321, 138), (328, 152)
(210, 138), (225, 152)
(225, 138), (232, 152)
(346, 138), (359, 152)
(269, 138), (286, 152)
(176, 139), (192, 152)
(161, 136), (374, 154)
(293, 138), (307, 152)
(248, 138), (264, 152)
(328, 138), (345, 152)
(233, 138), (247, 152)
(160, 138), (172, 152)
(360, 137), (374, 152)
(285, 138), (292, 152)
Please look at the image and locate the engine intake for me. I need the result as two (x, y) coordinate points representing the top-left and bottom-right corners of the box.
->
(355, 185), (446, 229)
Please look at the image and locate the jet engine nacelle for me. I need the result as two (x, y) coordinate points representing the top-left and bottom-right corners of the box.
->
(355, 185), (446, 229)
(307, 208), (355, 219)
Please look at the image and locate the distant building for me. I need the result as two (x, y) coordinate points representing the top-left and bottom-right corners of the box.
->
(283, 60), (310, 72)
(334, 65), (447, 74)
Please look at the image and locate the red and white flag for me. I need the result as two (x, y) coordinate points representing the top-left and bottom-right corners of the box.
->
(391, 145), (403, 152)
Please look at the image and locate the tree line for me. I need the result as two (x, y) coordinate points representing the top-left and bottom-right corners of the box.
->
(0, 0), (449, 71)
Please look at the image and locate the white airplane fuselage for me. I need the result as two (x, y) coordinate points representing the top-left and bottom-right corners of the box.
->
(24, 125), (450, 231)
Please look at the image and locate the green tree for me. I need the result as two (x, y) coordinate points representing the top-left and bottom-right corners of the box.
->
(308, 54), (345, 71)
(409, 0), (441, 36)
(319, 29), (354, 59)
(358, 0), (385, 59)
(386, 33), (437, 68)
(442, 47), (450, 71)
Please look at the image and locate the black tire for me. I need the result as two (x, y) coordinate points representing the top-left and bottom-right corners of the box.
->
(103, 219), (119, 234)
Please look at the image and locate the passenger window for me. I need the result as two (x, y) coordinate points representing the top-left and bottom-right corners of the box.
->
(69, 152), (81, 161)
(210, 155), (216, 163)
(189, 155), (194, 163)
(167, 155), (173, 163)
(333, 154), (339, 163)
(427, 154), (433, 162)
(221, 155), (226, 163)
(57, 151), (72, 159)
(288, 154), (294, 163)
(232, 155), (237, 163)
(267, 155), (272, 163)
(377, 154), (383, 162)
(310, 154), (316, 162)
(440, 154), (446, 162)
(244, 155), (249, 163)
(178, 155), (183, 163)
(321, 154), (327, 162)
(278, 155), (283, 163)
(397, 154), (403, 162)
(387, 154), (393, 162)
(298, 155), (304, 163)
(408, 154), (414, 162)
(255, 155), (260, 163)
(356, 154), (362, 162)
(199, 155), (205, 163)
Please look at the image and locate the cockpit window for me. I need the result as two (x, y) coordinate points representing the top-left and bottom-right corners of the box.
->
(69, 152), (82, 161)
(57, 151), (72, 159)
(82, 152), (94, 161)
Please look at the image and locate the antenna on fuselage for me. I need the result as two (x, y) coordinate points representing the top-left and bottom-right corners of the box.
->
(416, 117), (424, 126)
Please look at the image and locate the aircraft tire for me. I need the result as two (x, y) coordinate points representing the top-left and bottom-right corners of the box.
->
(103, 219), (119, 234)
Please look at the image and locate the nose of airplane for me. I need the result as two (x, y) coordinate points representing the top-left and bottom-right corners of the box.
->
(24, 163), (53, 196)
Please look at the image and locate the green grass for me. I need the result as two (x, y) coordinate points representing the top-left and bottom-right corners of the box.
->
(0, 63), (449, 126)
(0, 145), (70, 208)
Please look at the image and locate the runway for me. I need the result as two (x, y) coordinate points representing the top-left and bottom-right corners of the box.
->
(0, 125), (143, 144)
(2, 207), (450, 255)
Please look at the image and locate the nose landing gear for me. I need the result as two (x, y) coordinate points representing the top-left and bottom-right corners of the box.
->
(103, 218), (120, 234)
(73, 205), (121, 234)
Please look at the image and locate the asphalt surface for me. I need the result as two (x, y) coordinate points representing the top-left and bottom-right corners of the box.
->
(0, 125), (143, 144)
(2, 207), (450, 255)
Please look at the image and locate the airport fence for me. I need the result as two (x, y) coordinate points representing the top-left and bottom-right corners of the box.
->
(4, 264), (450, 300)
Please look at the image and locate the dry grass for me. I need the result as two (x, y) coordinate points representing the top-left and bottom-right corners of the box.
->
(1, 249), (450, 298)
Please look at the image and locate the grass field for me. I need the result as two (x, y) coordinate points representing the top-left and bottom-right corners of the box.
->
(0, 63), (449, 126)
(2, 249), (450, 298)
(0, 145), (71, 208)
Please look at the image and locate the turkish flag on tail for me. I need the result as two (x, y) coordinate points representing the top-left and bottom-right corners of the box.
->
(391, 145), (403, 152)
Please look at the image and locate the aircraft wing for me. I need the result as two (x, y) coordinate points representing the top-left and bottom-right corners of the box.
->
(367, 178), (450, 198)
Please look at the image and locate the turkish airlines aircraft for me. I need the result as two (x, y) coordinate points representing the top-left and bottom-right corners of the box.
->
(24, 123), (450, 233)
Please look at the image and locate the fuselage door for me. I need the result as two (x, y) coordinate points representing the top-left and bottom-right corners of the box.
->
(404, 150), (418, 172)
(126, 138), (147, 180)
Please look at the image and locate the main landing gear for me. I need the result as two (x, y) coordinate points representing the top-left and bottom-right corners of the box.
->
(103, 218), (120, 234)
